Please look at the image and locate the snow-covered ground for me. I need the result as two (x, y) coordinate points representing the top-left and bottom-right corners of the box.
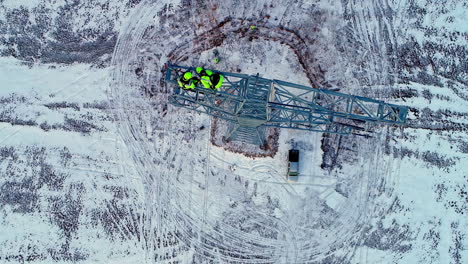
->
(0, 0), (466, 263)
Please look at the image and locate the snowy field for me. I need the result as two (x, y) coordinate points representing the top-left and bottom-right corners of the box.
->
(0, 0), (466, 263)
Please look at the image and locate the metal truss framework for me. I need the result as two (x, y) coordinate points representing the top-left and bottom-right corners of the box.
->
(165, 63), (408, 144)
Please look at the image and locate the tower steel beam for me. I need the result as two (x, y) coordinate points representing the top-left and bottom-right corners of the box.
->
(164, 63), (408, 144)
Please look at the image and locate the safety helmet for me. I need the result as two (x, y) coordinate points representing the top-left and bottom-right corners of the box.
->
(183, 72), (192, 80)
(196, 67), (203, 74)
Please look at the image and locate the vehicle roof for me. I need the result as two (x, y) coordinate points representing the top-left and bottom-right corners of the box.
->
(289, 149), (299, 162)
(289, 161), (299, 172)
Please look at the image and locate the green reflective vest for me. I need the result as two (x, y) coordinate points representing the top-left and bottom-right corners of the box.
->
(178, 77), (196, 90)
(200, 76), (212, 89)
(197, 68), (223, 90)
(214, 74), (224, 89)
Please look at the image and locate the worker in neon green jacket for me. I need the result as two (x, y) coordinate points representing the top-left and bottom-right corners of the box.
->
(177, 71), (199, 90)
(195, 67), (224, 90)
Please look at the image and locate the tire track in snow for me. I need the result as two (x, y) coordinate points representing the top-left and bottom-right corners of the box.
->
(109, 0), (406, 262)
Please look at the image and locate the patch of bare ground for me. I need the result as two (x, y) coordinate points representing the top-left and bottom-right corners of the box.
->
(210, 118), (280, 158)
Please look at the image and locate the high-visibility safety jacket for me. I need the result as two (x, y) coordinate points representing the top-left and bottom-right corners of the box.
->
(211, 73), (224, 90)
(178, 72), (199, 90)
(196, 67), (224, 90)
(200, 75), (212, 89)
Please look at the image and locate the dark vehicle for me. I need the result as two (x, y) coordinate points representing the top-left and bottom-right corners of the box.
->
(287, 149), (300, 181)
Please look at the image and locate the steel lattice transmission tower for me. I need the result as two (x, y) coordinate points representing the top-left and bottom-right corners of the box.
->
(165, 63), (408, 145)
